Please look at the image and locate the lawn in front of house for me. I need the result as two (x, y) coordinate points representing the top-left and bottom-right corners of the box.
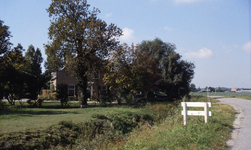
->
(0, 103), (142, 134)
(0, 96), (236, 150)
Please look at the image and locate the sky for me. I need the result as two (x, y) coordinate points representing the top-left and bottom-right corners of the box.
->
(0, 0), (250, 88)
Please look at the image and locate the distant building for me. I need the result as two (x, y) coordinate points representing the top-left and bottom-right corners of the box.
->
(236, 88), (251, 93)
(50, 67), (109, 99)
(231, 88), (237, 92)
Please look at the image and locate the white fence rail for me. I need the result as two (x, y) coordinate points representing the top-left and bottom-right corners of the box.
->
(181, 102), (211, 125)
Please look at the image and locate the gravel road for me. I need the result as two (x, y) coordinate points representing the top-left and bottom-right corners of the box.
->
(210, 96), (251, 150)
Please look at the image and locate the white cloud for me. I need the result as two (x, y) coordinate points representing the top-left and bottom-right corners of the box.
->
(222, 44), (239, 53)
(105, 13), (112, 17)
(185, 48), (213, 59)
(164, 26), (173, 31)
(119, 28), (137, 44)
(243, 41), (251, 53)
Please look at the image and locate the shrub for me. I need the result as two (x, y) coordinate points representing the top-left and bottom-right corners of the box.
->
(58, 121), (79, 131)
(0, 100), (4, 110)
(56, 84), (69, 107)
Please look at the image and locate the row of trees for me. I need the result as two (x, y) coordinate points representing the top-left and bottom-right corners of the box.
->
(103, 39), (195, 103)
(0, 20), (46, 105)
(189, 84), (226, 92)
(1, 0), (195, 105)
(45, 0), (195, 105)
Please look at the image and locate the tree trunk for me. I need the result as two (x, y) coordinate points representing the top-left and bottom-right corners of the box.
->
(77, 67), (88, 106)
(7, 93), (15, 105)
(117, 92), (122, 105)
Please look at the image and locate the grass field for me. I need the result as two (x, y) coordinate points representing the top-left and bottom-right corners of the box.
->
(100, 96), (236, 150)
(191, 92), (251, 100)
(0, 102), (141, 134)
(0, 96), (236, 150)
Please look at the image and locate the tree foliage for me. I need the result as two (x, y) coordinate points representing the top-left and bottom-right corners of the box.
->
(0, 20), (12, 58)
(0, 20), (12, 97)
(25, 45), (43, 77)
(45, 0), (122, 105)
(104, 38), (195, 102)
(0, 20), (28, 104)
(103, 44), (152, 104)
(190, 83), (196, 92)
(2, 44), (27, 104)
(0, 20), (45, 104)
(139, 38), (195, 100)
(24, 45), (44, 99)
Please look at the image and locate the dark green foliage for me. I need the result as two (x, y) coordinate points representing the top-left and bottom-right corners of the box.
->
(91, 111), (154, 135)
(45, 0), (122, 105)
(25, 45), (43, 77)
(58, 120), (79, 131)
(0, 120), (102, 150)
(0, 20), (12, 57)
(91, 114), (108, 119)
(98, 95), (112, 105)
(56, 84), (69, 107)
(190, 83), (197, 92)
(0, 20), (45, 104)
(0, 102), (176, 149)
(24, 45), (44, 100)
(79, 120), (104, 141)
(2, 44), (27, 105)
(139, 38), (195, 100)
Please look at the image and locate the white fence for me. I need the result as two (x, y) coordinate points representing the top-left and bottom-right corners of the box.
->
(181, 102), (211, 125)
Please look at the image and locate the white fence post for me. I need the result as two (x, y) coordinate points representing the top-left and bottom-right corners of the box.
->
(204, 102), (208, 123)
(182, 102), (187, 125)
(181, 102), (211, 125)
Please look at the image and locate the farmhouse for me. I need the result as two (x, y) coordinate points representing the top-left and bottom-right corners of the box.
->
(50, 67), (110, 99)
(231, 88), (237, 92)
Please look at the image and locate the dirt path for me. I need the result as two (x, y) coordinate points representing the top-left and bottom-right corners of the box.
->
(210, 96), (251, 150)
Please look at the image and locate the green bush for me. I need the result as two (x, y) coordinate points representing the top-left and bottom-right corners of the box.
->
(56, 84), (69, 107)
(91, 114), (108, 119)
(0, 100), (4, 110)
(0, 120), (103, 150)
(0, 102), (177, 150)
(58, 120), (79, 131)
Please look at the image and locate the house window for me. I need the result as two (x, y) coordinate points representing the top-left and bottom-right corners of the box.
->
(99, 86), (109, 96)
(68, 85), (75, 97)
(93, 71), (100, 79)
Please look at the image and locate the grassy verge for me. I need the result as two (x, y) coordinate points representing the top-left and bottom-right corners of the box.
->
(0, 96), (236, 149)
(0, 103), (141, 134)
(0, 100), (175, 149)
(99, 96), (235, 150)
(191, 92), (251, 100)
(227, 95), (251, 100)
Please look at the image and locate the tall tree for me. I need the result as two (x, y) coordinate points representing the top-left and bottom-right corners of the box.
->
(45, 0), (122, 105)
(190, 83), (196, 92)
(25, 45), (43, 77)
(103, 44), (151, 104)
(139, 38), (175, 91)
(139, 38), (195, 100)
(24, 45), (43, 99)
(40, 61), (52, 90)
(3, 44), (27, 104)
(161, 55), (195, 100)
(0, 20), (13, 99)
(0, 20), (12, 58)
